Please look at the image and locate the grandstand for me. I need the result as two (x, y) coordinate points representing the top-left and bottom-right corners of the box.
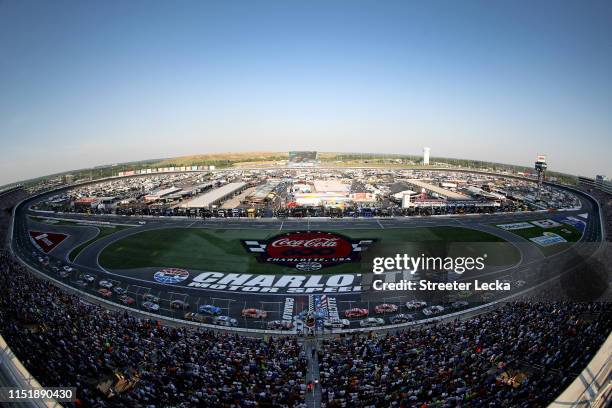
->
(0, 176), (610, 407)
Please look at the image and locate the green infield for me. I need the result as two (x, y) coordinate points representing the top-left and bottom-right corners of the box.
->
(69, 225), (132, 262)
(99, 226), (520, 274)
(493, 219), (582, 256)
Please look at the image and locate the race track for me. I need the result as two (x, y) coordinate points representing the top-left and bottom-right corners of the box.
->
(11, 182), (603, 332)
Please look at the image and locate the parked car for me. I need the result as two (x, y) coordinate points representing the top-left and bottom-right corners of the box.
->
(359, 317), (385, 328)
(422, 305), (445, 316)
(198, 304), (221, 315)
(375, 303), (398, 314)
(113, 287), (127, 296)
(241, 308), (268, 319)
(344, 308), (369, 318)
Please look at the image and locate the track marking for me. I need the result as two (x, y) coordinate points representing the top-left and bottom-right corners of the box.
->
(376, 219), (385, 229)
(279, 220), (284, 231)
(282, 297), (294, 321)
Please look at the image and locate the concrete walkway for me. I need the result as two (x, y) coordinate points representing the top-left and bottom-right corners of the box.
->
(303, 338), (322, 408)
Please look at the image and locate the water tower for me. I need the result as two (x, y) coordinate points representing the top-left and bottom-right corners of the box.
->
(423, 147), (430, 165)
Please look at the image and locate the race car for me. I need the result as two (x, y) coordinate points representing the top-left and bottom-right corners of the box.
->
(451, 300), (469, 309)
(405, 300), (428, 310)
(389, 313), (416, 324)
(514, 280), (527, 288)
(455, 290), (474, 299)
(99, 280), (113, 289)
(323, 318), (350, 329)
(241, 308), (268, 319)
(267, 320), (295, 330)
(198, 304), (221, 315)
(82, 274), (95, 283)
(74, 279), (88, 288)
(422, 305), (445, 316)
(170, 300), (190, 310)
(294, 310), (325, 321)
(58, 270), (70, 279)
(62, 266), (73, 272)
(142, 301), (160, 312)
(359, 317), (385, 328)
(184, 312), (214, 324)
(98, 288), (113, 298)
(344, 308), (369, 318)
(119, 295), (135, 305)
(480, 292), (496, 302)
(113, 287), (127, 296)
(143, 294), (160, 303)
(375, 303), (398, 314)
(213, 316), (238, 327)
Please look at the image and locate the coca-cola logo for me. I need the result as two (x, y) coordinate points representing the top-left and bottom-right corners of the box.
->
(271, 237), (340, 248)
(242, 231), (375, 270)
(267, 232), (352, 259)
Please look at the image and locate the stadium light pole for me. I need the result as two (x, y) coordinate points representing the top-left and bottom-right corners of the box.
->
(534, 155), (547, 201)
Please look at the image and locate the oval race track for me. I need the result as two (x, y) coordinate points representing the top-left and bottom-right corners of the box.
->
(10, 176), (604, 334)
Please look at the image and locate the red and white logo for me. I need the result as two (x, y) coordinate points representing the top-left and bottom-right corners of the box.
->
(29, 231), (68, 253)
(243, 231), (375, 270)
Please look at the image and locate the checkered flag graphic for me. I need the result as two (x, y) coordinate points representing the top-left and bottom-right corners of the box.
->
(351, 240), (374, 252)
(243, 240), (267, 253)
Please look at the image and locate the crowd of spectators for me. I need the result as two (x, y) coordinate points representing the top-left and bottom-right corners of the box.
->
(0, 251), (307, 407)
(318, 301), (611, 407)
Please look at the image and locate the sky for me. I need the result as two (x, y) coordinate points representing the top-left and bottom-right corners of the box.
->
(1, 0), (611, 185)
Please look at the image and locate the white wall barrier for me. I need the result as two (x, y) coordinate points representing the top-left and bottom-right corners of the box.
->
(548, 332), (611, 408)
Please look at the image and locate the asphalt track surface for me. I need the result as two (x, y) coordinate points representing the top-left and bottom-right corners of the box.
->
(12, 184), (602, 332)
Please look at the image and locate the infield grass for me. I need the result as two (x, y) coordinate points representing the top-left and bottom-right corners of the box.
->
(493, 220), (582, 256)
(99, 226), (520, 274)
(69, 225), (131, 262)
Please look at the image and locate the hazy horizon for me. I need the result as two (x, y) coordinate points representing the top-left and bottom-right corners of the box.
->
(1, 0), (611, 185)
